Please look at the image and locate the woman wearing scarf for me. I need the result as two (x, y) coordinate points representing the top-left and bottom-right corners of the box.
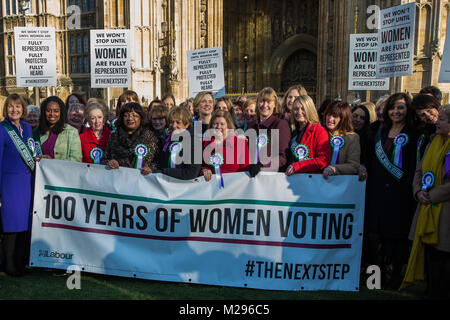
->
(365, 92), (419, 290)
(79, 99), (111, 164)
(285, 95), (331, 175)
(322, 101), (361, 179)
(34, 96), (82, 162)
(0, 94), (35, 276)
(158, 106), (201, 180)
(102, 102), (159, 175)
(402, 105), (450, 299)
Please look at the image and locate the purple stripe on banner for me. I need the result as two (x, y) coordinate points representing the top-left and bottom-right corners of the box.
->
(41, 222), (351, 250)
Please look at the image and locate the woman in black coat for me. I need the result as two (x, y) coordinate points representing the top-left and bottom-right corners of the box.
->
(365, 92), (419, 289)
(158, 106), (202, 180)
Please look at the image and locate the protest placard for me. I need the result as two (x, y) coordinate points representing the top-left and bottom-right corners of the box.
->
(14, 27), (57, 87)
(348, 33), (389, 91)
(376, 2), (415, 78)
(187, 47), (225, 98)
(90, 29), (131, 88)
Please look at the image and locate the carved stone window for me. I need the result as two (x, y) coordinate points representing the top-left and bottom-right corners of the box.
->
(281, 49), (317, 95)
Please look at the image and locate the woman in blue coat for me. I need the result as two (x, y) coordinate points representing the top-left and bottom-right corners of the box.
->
(0, 94), (35, 276)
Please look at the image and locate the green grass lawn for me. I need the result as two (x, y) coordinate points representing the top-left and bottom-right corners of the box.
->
(0, 267), (425, 300)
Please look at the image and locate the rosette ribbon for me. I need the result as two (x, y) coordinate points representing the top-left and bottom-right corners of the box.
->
(392, 133), (409, 168)
(329, 136), (345, 165)
(134, 144), (148, 170)
(169, 142), (182, 168)
(445, 151), (450, 179)
(292, 143), (309, 161)
(111, 119), (117, 132)
(90, 147), (104, 164)
(210, 153), (224, 189)
(421, 171), (435, 191)
(256, 134), (269, 164)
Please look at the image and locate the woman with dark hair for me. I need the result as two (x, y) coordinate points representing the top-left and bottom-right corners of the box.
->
(34, 96), (82, 162)
(402, 104), (450, 298)
(411, 94), (440, 164)
(0, 94), (35, 276)
(65, 92), (87, 111)
(322, 101), (361, 179)
(352, 104), (375, 176)
(317, 98), (331, 124)
(162, 93), (176, 110)
(230, 97), (247, 132)
(102, 102), (159, 175)
(115, 90), (140, 118)
(365, 92), (419, 289)
(201, 110), (251, 183)
(66, 92), (87, 133)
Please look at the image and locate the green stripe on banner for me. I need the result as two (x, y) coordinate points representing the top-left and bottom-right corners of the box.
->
(44, 185), (356, 209)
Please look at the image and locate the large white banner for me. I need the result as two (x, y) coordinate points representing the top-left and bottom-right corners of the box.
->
(90, 29), (131, 88)
(376, 2), (415, 78)
(348, 33), (389, 91)
(187, 47), (226, 98)
(14, 27), (57, 87)
(30, 160), (365, 292)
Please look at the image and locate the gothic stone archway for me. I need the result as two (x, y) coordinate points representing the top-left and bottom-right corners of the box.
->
(267, 34), (317, 97)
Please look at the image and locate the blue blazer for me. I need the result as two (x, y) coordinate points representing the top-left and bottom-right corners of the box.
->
(0, 119), (34, 232)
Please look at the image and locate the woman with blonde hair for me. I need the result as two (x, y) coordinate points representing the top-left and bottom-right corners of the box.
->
(148, 102), (169, 147)
(192, 91), (215, 134)
(280, 84), (308, 121)
(247, 87), (291, 174)
(285, 95), (331, 175)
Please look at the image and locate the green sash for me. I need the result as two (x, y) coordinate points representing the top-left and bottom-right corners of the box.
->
(1, 121), (35, 171)
(375, 127), (404, 181)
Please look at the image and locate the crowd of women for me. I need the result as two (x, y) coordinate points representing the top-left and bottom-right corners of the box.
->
(0, 84), (449, 299)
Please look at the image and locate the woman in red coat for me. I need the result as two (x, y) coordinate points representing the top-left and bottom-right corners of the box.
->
(201, 110), (251, 183)
(285, 95), (331, 175)
(79, 99), (111, 164)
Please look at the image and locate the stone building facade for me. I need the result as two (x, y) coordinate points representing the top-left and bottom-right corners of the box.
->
(0, 0), (449, 109)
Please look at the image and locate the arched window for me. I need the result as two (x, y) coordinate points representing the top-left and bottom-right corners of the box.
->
(12, 0), (17, 14)
(8, 36), (13, 55)
(83, 34), (89, 54)
(281, 49), (317, 99)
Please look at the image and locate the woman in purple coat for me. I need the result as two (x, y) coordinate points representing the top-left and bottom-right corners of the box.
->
(0, 94), (35, 276)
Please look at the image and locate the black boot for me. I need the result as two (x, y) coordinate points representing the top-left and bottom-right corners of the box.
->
(14, 231), (30, 276)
